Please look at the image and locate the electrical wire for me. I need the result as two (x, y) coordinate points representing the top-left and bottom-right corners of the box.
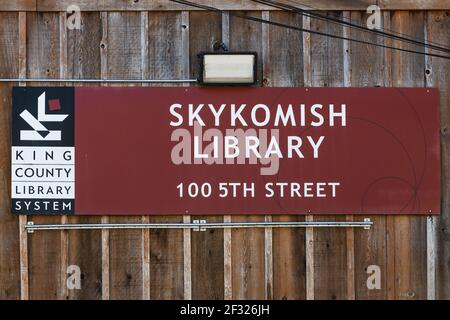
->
(250, 0), (450, 54)
(285, 0), (449, 50)
(169, 0), (450, 60)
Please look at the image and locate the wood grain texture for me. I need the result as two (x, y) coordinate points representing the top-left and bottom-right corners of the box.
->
(149, 217), (184, 299)
(425, 10), (450, 300)
(231, 214), (265, 299)
(313, 216), (348, 300)
(106, 12), (144, 300)
(18, 11), (29, 301)
(426, 216), (436, 299)
(19, 215), (28, 299)
(147, 11), (186, 300)
(221, 12), (233, 301)
(0, 11), (20, 300)
(265, 11), (306, 300)
(379, 0), (450, 10)
(305, 215), (314, 300)
(189, 11), (222, 80)
(26, 12), (62, 300)
(382, 12), (396, 300)
(99, 12), (110, 301)
(342, 19), (354, 302)
(65, 12), (103, 300)
(223, 215), (232, 300)
(0, 0), (36, 11)
(140, 12), (151, 301)
(309, 11), (348, 300)
(101, 216), (109, 300)
(188, 9), (225, 301)
(265, 11), (303, 87)
(67, 12), (102, 80)
(302, 15), (312, 87)
(229, 11), (265, 300)
(261, 11), (273, 301)
(183, 215), (192, 300)
(29, 0), (450, 11)
(181, 11), (192, 301)
(58, 13), (69, 300)
(348, 11), (389, 300)
(390, 11), (427, 300)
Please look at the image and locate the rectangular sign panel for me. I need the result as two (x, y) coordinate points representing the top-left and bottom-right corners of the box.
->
(12, 87), (440, 215)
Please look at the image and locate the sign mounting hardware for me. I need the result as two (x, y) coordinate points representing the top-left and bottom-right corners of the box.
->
(193, 220), (207, 232)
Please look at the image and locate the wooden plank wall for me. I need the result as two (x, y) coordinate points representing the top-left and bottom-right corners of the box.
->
(0, 5), (449, 300)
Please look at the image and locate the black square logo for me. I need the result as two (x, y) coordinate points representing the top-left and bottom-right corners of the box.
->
(12, 87), (74, 147)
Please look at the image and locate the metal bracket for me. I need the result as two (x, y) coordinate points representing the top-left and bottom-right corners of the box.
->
(192, 219), (207, 231)
(26, 221), (34, 233)
(364, 218), (371, 230)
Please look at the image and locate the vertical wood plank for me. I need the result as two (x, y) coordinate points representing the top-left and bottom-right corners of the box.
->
(189, 10), (225, 300)
(386, 216), (396, 299)
(140, 11), (151, 301)
(424, 14), (436, 301)
(349, 9), (390, 297)
(142, 216), (151, 300)
(66, 11), (103, 300)
(302, 15), (312, 88)
(221, 11), (233, 301)
(303, 14), (314, 301)
(426, 216), (436, 299)
(391, 10), (427, 300)
(305, 215), (314, 300)
(261, 11), (273, 301)
(382, 12), (396, 301)
(26, 11), (62, 300)
(18, 11), (29, 301)
(59, 215), (68, 300)
(309, 11), (348, 300)
(183, 215), (192, 300)
(106, 11), (144, 300)
(100, 11), (110, 301)
(18, 11), (26, 80)
(425, 10), (450, 300)
(342, 11), (354, 301)
(101, 216), (109, 300)
(265, 11), (304, 87)
(345, 216), (355, 300)
(58, 12), (69, 300)
(223, 215), (232, 300)
(148, 11), (185, 299)
(266, 10), (306, 300)
(229, 11), (265, 300)
(18, 216), (28, 300)
(0, 11), (21, 300)
(264, 215), (273, 300)
(181, 10), (192, 301)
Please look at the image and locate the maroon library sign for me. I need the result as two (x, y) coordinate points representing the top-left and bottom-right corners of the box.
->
(11, 87), (440, 215)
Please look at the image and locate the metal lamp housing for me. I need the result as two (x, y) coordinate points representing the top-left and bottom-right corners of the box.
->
(198, 52), (257, 85)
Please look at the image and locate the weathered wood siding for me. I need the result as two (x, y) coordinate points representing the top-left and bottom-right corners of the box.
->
(0, 4), (448, 300)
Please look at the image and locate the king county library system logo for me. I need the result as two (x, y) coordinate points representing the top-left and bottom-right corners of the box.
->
(19, 92), (68, 141)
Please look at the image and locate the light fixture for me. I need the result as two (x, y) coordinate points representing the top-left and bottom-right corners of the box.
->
(198, 52), (257, 85)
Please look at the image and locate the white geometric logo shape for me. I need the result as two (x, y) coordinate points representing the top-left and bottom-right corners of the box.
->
(19, 92), (68, 141)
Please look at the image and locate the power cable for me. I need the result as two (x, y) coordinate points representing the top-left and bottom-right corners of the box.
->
(285, 0), (449, 50)
(169, 0), (450, 60)
(250, 0), (450, 54)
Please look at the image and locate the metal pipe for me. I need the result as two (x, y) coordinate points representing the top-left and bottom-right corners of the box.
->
(0, 78), (198, 83)
(25, 219), (372, 232)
